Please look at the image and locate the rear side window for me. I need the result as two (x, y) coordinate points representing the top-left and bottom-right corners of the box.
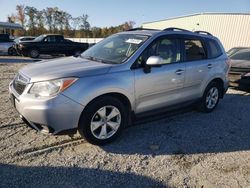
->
(207, 39), (222, 58)
(55, 36), (64, 42)
(184, 39), (206, 61)
(44, 36), (56, 42)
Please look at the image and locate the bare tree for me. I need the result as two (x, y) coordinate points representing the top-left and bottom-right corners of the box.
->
(25, 6), (39, 35)
(7, 14), (16, 23)
(122, 21), (135, 30)
(79, 14), (90, 30)
(16, 5), (25, 27)
(44, 7), (54, 32)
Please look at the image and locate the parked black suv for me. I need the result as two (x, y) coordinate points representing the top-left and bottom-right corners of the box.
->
(15, 34), (89, 58)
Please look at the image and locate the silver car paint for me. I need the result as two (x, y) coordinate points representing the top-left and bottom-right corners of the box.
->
(9, 30), (229, 134)
(20, 56), (112, 82)
(0, 41), (14, 54)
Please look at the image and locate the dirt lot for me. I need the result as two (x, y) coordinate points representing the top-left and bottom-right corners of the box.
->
(0, 59), (250, 188)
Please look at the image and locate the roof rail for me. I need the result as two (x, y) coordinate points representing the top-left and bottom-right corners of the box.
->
(126, 27), (159, 31)
(194, 31), (212, 36)
(163, 27), (191, 32)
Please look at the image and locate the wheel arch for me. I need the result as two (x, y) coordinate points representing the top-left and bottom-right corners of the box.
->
(206, 77), (225, 98)
(29, 46), (40, 51)
(78, 92), (133, 128)
(84, 92), (132, 113)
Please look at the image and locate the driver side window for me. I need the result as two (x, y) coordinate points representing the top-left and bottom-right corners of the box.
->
(136, 37), (181, 67)
(44, 36), (56, 43)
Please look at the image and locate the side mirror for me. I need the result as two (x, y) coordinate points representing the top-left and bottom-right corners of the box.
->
(146, 56), (163, 66)
(143, 56), (163, 73)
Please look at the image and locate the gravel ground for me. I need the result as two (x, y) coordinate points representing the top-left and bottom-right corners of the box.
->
(0, 61), (250, 188)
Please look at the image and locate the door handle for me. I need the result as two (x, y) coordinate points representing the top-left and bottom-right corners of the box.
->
(175, 69), (184, 75)
(207, 64), (212, 69)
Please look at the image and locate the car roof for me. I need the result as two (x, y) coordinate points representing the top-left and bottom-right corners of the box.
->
(121, 28), (216, 39)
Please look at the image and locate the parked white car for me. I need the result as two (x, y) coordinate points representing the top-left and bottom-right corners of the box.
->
(0, 34), (15, 55)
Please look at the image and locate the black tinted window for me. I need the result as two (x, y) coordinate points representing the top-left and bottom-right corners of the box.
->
(55, 36), (64, 42)
(230, 50), (250, 61)
(185, 39), (206, 61)
(207, 39), (222, 58)
(45, 36), (57, 42)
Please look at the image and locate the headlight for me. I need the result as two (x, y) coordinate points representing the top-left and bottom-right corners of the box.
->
(29, 78), (78, 97)
(19, 44), (24, 48)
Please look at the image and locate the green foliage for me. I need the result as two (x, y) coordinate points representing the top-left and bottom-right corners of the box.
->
(10, 5), (135, 38)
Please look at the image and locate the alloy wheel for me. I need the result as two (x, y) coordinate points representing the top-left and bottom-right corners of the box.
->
(206, 87), (219, 109)
(90, 105), (121, 140)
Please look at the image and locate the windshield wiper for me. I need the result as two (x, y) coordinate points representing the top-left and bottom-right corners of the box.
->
(82, 56), (116, 64)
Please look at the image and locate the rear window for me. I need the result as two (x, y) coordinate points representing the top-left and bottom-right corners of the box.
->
(207, 39), (222, 58)
(184, 39), (206, 61)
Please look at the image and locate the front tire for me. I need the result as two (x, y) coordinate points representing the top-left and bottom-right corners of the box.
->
(78, 96), (127, 145)
(29, 49), (40, 58)
(197, 82), (221, 113)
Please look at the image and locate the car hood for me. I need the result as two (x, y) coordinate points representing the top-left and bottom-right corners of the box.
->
(231, 60), (250, 68)
(19, 56), (112, 82)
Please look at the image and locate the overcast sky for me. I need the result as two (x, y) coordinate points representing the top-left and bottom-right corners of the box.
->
(0, 0), (250, 27)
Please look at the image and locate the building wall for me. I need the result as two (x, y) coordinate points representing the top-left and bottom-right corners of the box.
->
(142, 14), (250, 51)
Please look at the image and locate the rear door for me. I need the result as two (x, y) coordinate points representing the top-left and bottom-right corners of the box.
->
(133, 36), (186, 113)
(54, 35), (67, 54)
(181, 37), (210, 99)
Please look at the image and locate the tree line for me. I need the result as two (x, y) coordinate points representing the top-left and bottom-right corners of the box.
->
(7, 5), (135, 38)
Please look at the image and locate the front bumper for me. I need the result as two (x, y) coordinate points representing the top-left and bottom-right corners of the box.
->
(9, 81), (84, 135)
(228, 72), (250, 89)
(15, 47), (28, 56)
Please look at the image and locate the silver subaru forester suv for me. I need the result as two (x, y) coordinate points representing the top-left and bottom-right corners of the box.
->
(9, 28), (230, 145)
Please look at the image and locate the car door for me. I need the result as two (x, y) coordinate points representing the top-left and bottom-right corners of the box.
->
(181, 38), (210, 100)
(133, 36), (186, 113)
(42, 36), (58, 54)
(54, 35), (68, 54)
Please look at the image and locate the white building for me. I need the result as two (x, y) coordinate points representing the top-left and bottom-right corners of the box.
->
(142, 13), (250, 51)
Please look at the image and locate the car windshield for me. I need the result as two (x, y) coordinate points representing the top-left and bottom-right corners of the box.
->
(81, 33), (149, 64)
(34, 35), (45, 42)
(230, 49), (250, 61)
(14, 38), (19, 43)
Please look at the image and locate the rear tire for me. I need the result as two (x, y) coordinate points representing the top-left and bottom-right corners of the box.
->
(197, 82), (221, 113)
(29, 49), (40, 58)
(78, 96), (127, 145)
(8, 47), (17, 56)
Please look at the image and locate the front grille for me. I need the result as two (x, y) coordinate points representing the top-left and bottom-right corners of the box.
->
(13, 73), (29, 95)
